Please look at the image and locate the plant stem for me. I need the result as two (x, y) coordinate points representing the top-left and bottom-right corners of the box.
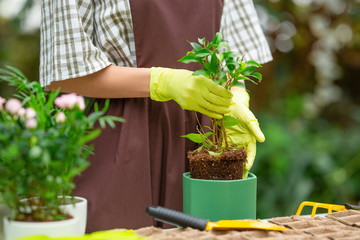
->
(211, 118), (218, 151)
(221, 118), (229, 150)
(216, 119), (222, 149)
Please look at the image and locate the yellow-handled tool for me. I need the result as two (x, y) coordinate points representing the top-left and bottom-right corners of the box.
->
(295, 201), (360, 217)
(146, 206), (288, 231)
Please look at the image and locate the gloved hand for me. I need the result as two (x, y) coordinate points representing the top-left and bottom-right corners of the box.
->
(226, 88), (265, 178)
(150, 67), (232, 119)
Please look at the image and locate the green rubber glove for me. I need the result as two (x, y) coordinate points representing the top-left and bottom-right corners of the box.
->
(226, 89), (265, 179)
(150, 67), (232, 119)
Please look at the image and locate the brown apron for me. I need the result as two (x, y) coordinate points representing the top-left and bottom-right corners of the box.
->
(73, 0), (223, 232)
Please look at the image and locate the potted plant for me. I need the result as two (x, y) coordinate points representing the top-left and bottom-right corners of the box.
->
(179, 33), (262, 221)
(0, 66), (123, 239)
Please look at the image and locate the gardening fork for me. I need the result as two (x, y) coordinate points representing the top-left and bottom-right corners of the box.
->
(295, 201), (360, 217)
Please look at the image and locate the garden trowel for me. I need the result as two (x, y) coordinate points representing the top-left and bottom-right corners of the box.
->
(146, 206), (288, 231)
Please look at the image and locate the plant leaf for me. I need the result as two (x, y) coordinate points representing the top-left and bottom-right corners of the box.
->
(211, 32), (223, 45)
(203, 143), (212, 149)
(181, 132), (212, 144)
(79, 129), (101, 145)
(210, 52), (218, 72)
(239, 62), (247, 71)
(208, 151), (222, 157)
(218, 43), (230, 51)
(222, 52), (237, 59)
(194, 48), (212, 57)
(251, 72), (262, 81)
(242, 66), (257, 75)
(203, 132), (213, 138)
(193, 68), (209, 77)
(226, 60), (239, 68)
(196, 146), (204, 152)
(223, 116), (240, 127)
(181, 133), (205, 143)
(246, 60), (262, 67)
(178, 55), (201, 64)
(231, 81), (246, 88)
(216, 53), (224, 63)
(198, 37), (206, 45)
(190, 42), (202, 51)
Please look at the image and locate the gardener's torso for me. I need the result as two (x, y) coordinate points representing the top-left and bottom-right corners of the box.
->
(73, 0), (223, 232)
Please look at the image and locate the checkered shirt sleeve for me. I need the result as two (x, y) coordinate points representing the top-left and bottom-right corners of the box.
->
(40, 0), (271, 87)
(221, 0), (272, 64)
(40, 0), (136, 87)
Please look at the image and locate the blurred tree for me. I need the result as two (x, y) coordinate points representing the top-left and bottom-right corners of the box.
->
(0, 0), (39, 97)
(251, 0), (360, 218)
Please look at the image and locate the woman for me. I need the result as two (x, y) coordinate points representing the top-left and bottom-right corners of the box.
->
(40, 0), (272, 232)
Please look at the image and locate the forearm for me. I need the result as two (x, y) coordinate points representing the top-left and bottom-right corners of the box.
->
(47, 65), (150, 98)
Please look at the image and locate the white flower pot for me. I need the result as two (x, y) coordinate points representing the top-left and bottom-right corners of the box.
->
(3, 217), (79, 240)
(60, 196), (87, 234)
(3, 196), (87, 240)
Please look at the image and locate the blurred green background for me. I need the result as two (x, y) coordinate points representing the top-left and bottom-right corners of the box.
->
(0, 0), (359, 221)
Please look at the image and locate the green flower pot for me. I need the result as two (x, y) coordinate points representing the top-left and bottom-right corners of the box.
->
(183, 172), (257, 221)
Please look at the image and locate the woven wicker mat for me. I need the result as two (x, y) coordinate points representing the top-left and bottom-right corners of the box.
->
(135, 210), (360, 240)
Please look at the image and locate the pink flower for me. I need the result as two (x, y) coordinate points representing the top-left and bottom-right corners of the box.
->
(25, 108), (36, 119)
(55, 93), (78, 109)
(0, 97), (5, 110)
(55, 112), (66, 123)
(25, 118), (37, 129)
(17, 108), (26, 118)
(55, 93), (84, 110)
(77, 96), (85, 111)
(5, 98), (22, 115)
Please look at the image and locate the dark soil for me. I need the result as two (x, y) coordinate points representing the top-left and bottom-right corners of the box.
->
(13, 197), (78, 222)
(188, 148), (247, 180)
(14, 212), (73, 222)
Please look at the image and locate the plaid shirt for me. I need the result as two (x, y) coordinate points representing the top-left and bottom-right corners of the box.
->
(40, 0), (272, 87)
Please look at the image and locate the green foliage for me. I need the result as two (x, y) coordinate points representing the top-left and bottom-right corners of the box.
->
(248, 0), (360, 218)
(0, 66), (124, 221)
(179, 32), (262, 90)
(254, 97), (360, 219)
(179, 32), (262, 154)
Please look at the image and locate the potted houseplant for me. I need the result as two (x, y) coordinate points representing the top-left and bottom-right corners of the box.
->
(0, 66), (123, 240)
(179, 33), (262, 221)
